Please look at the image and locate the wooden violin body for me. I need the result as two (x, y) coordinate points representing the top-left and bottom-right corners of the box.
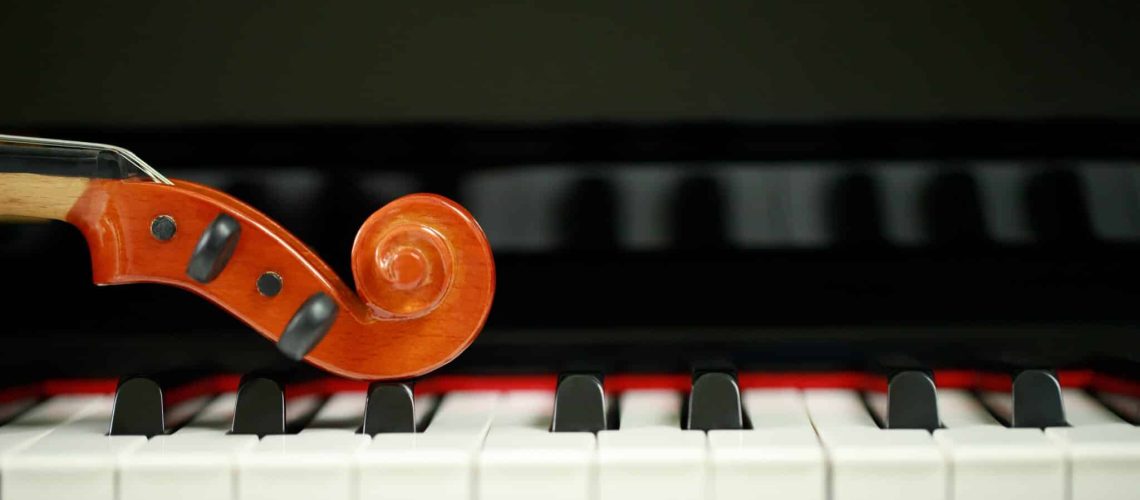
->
(0, 136), (495, 380)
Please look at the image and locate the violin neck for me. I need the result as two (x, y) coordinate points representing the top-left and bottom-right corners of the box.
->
(0, 172), (89, 221)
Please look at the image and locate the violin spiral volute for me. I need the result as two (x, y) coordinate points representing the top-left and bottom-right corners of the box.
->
(351, 194), (465, 319)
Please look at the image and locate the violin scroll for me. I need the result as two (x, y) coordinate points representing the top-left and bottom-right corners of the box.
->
(0, 134), (496, 381)
(353, 194), (465, 319)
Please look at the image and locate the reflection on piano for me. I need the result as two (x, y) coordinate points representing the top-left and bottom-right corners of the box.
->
(1, 122), (1139, 499)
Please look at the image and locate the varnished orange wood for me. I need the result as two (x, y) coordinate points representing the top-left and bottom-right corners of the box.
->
(64, 177), (495, 380)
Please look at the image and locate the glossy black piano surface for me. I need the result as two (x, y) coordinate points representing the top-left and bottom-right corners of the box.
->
(1, 121), (1138, 379)
(3, 1), (1140, 381)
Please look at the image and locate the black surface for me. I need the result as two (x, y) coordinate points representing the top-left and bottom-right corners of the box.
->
(1012, 369), (1068, 428)
(686, 372), (743, 431)
(670, 176), (729, 250)
(186, 213), (241, 284)
(885, 371), (941, 431)
(277, 293), (338, 361)
(828, 171), (885, 247)
(551, 373), (607, 433)
(923, 169), (988, 246)
(2, 121), (1140, 378)
(108, 377), (165, 437)
(230, 375), (285, 436)
(560, 177), (619, 252)
(1026, 168), (1094, 246)
(362, 382), (416, 435)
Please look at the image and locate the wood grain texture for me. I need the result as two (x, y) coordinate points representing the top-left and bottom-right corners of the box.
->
(0, 173), (89, 220)
(51, 176), (495, 380)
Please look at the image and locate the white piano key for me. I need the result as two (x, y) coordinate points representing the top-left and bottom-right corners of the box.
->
(1046, 424), (1140, 500)
(934, 428), (1064, 500)
(802, 389), (878, 429)
(167, 392), (240, 436)
(978, 390), (1014, 424)
(934, 390), (1066, 500)
(707, 389), (825, 500)
(743, 389), (817, 429)
(804, 389), (946, 500)
(935, 389), (1000, 428)
(1096, 392), (1139, 423)
(0, 395), (107, 453)
(300, 391), (366, 432)
(485, 390), (553, 432)
(165, 394), (214, 429)
(478, 391), (595, 500)
(1062, 389), (1127, 426)
(358, 391), (498, 500)
(119, 393), (259, 500)
(0, 398), (38, 424)
(863, 390), (888, 424)
(409, 393), (439, 430)
(0, 394), (112, 500)
(3, 395), (147, 500)
(617, 389), (683, 430)
(238, 393), (370, 500)
(285, 394), (324, 428)
(598, 390), (706, 500)
(419, 391), (498, 433)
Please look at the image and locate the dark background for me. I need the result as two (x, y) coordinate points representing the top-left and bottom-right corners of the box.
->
(2, 1), (1139, 378)
(3, 1), (1140, 124)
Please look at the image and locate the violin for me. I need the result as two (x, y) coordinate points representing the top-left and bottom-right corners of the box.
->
(0, 134), (495, 380)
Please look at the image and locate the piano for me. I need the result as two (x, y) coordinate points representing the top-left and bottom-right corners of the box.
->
(0, 122), (1136, 500)
(2, 2), (1140, 499)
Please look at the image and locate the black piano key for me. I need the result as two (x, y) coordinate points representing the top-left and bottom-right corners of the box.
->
(231, 375), (286, 436)
(885, 370), (941, 431)
(551, 373), (607, 433)
(559, 177), (619, 251)
(108, 377), (165, 437)
(922, 170), (988, 245)
(670, 176), (729, 250)
(1025, 168), (1094, 245)
(1012, 369), (1068, 428)
(686, 371), (743, 431)
(827, 171), (885, 246)
(362, 381), (416, 435)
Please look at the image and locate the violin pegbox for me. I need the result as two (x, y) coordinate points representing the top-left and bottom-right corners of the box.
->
(75, 179), (495, 380)
(0, 133), (495, 380)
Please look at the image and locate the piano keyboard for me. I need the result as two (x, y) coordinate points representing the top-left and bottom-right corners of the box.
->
(0, 372), (1135, 500)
